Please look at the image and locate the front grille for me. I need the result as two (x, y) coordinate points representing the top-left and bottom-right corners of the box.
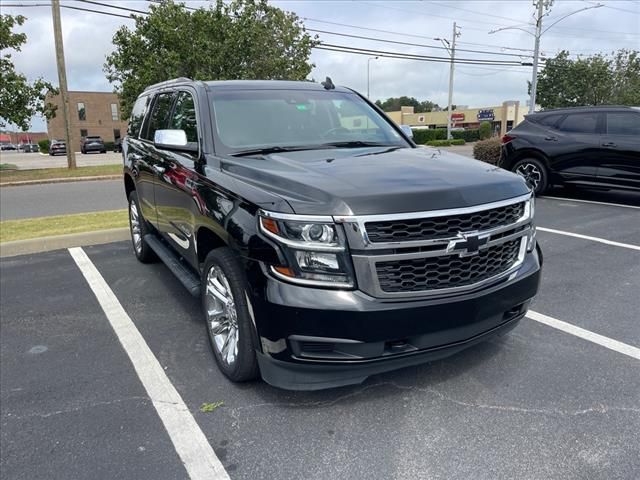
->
(375, 238), (522, 293)
(366, 202), (525, 243)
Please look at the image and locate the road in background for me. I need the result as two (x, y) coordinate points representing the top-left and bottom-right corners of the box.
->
(0, 180), (125, 220)
(0, 151), (121, 169)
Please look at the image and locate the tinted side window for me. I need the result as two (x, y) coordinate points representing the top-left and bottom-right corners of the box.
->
(170, 92), (199, 145)
(128, 95), (150, 137)
(558, 113), (600, 134)
(606, 113), (640, 136)
(538, 114), (563, 127)
(142, 93), (174, 141)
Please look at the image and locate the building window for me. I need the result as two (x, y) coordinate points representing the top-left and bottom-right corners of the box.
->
(111, 103), (119, 121)
(80, 129), (88, 138)
(113, 129), (121, 142)
(77, 102), (86, 121)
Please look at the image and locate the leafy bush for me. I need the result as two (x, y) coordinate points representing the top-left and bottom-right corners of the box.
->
(473, 137), (502, 164)
(426, 139), (466, 147)
(411, 128), (447, 144)
(451, 129), (479, 142)
(479, 121), (492, 140)
(38, 139), (50, 153)
(104, 141), (115, 151)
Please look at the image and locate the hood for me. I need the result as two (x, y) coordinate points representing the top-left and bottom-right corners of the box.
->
(221, 146), (530, 216)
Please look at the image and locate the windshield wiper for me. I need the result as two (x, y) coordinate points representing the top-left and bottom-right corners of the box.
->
(321, 141), (401, 148)
(230, 145), (331, 157)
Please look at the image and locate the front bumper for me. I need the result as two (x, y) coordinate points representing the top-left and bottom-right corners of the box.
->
(251, 246), (542, 390)
(83, 144), (105, 152)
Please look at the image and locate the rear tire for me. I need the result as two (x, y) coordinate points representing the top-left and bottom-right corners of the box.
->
(202, 247), (259, 383)
(128, 191), (156, 263)
(512, 158), (549, 195)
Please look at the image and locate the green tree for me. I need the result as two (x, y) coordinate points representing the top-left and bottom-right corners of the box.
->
(105, 0), (318, 117)
(0, 14), (57, 131)
(534, 49), (639, 109)
(375, 96), (440, 112)
(479, 121), (492, 140)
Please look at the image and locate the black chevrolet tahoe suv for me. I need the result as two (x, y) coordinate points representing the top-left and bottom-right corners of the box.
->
(123, 78), (541, 390)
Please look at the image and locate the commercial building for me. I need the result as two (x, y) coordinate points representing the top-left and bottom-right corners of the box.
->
(47, 91), (128, 152)
(0, 131), (48, 145)
(387, 101), (525, 136)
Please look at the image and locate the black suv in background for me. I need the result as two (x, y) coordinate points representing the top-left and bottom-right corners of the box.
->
(500, 105), (640, 194)
(123, 78), (541, 390)
(49, 140), (66, 156)
(81, 136), (107, 154)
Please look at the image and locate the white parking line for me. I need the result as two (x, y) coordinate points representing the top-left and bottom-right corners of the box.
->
(537, 227), (640, 251)
(542, 196), (640, 210)
(527, 310), (640, 361)
(68, 247), (229, 480)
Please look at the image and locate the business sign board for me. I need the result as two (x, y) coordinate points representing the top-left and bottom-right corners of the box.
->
(451, 113), (465, 121)
(477, 109), (495, 121)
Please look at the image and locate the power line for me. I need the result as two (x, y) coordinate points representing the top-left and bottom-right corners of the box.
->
(316, 44), (531, 67)
(307, 28), (536, 59)
(74, 0), (147, 15)
(421, 1), (533, 25)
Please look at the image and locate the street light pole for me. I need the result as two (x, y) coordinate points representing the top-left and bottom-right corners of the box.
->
(367, 56), (378, 98)
(490, 1), (602, 114)
(529, 0), (545, 114)
(446, 22), (460, 140)
(51, 0), (76, 169)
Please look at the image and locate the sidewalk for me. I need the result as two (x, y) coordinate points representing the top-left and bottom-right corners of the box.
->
(0, 151), (121, 170)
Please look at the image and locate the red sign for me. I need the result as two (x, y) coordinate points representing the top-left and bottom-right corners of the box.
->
(451, 113), (465, 121)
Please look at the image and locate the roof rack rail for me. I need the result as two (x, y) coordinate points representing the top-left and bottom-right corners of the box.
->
(144, 77), (192, 92)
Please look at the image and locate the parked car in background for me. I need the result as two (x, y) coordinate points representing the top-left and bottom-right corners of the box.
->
(113, 137), (122, 153)
(81, 136), (107, 154)
(49, 140), (66, 156)
(0, 143), (17, 151)
(500, 105), (640, 194)
(123, 78), (541, 390)
(19, 143), (39, 153)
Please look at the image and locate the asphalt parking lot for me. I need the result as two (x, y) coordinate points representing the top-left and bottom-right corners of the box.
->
(1, 190), (639, 480)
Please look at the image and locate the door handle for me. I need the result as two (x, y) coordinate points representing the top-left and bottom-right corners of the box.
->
(544, 136), (558, 141)
(601, 142), (617, 147)
(152, 165), (166, 174)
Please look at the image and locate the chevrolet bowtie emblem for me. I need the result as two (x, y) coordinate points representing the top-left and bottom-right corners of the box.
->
(447, 232), (489, 257)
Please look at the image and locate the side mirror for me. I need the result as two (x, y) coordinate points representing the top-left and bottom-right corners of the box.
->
(153, 129), (197, 152)
(400, 125), (414, 140)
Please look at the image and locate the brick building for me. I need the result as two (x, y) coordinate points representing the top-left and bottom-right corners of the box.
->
(47, 91), (128, 152)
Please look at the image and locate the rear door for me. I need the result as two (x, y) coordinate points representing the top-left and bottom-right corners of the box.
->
(137, 91), (176, 228)
(154, 90), (203, 264)
(124, 94), (156, 223)
(597, 111), (640, 190)
(549, 112), (603, 185)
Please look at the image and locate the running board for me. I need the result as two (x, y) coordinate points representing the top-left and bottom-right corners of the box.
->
(143, 234), (201, 297)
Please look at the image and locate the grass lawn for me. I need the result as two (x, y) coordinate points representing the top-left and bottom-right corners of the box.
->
(0, 164), (122, 184)
(0, 210), (128, 243)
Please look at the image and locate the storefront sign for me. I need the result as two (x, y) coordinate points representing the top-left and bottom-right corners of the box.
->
(477, 109), (495, 121)
(451, 113), (465, 121)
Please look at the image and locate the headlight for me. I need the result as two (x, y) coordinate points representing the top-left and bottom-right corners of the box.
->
(526, 196), (536, 252)
(259, 212), (354, 288)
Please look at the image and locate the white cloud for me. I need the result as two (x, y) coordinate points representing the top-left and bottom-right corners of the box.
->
(3, 0), (638, 131)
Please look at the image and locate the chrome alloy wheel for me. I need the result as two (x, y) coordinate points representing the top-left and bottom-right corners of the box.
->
(205, 265), (239, 366)
(515, 162), (542, 191)
(129, 200), (143, 255)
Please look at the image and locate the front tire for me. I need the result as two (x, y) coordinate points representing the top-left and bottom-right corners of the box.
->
(202, 248), (259, 383)
(128, 191), (156, 263)
(512, 158), (549, 195)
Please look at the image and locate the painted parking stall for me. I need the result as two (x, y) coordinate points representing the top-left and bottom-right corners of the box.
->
(1, 192), (639, 479)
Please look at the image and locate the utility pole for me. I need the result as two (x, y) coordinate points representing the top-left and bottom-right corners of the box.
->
(529, 0), (546, 114)
(367, 56), (378, 98)
(51, 0), (76, 169)
(445, 22), (460, 140)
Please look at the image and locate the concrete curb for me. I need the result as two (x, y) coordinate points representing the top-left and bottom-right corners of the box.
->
(0, 174), (121, 187)
(0, 228), (130, 258)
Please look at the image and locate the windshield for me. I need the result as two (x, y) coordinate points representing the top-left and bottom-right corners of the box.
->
(210, 89), (409, 154)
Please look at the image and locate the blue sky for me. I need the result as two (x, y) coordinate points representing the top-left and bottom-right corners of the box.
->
(3, 0), (639, 132)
